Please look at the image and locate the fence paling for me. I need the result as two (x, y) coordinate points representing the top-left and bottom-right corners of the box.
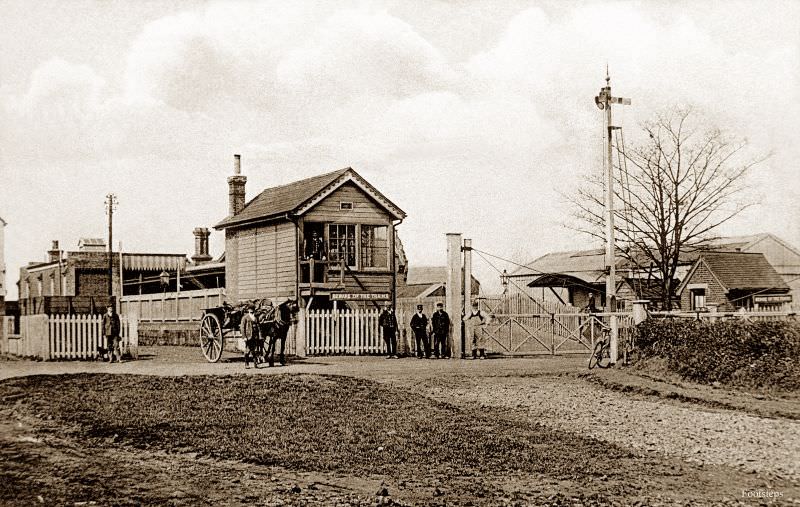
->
(304, 309), (382, 355)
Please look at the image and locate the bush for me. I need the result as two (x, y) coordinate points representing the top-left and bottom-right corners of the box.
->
(634, 318), (800, 390)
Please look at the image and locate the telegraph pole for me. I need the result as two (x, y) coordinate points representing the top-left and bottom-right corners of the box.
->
(105, 194), (118, 298)
(594, 69), (630, 364)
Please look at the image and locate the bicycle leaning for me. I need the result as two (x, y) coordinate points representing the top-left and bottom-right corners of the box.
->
(588, 322), (612, 369)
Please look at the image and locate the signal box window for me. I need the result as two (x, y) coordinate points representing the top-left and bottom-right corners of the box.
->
(361, 225), (388, 269)
(328, 224), (356, 268)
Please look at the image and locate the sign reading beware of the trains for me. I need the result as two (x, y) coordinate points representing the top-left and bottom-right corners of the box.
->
(330, 292), (391, 301)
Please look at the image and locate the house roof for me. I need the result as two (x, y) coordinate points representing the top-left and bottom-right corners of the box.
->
(680, 252), (789, 293)
(514, 233), (800, 279)
(78, 238), (105, 247)
(406, 266), (449, 285)
(214, 167), (405, 229)
(511, 248), (609, 283)
(621, 278), (675, 300)
(399, 266), (481, 299)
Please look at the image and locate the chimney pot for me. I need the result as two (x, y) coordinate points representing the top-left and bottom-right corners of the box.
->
(192, 227), (212, 264)
(228, 154), (247, 216)
(47, 240), (60, 263)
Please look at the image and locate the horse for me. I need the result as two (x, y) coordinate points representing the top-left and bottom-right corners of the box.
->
(258, 298), (300, 367)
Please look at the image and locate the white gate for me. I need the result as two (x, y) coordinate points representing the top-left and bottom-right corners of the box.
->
(305, 309), (383, 355)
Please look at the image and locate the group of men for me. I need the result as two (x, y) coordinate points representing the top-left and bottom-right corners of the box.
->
(379, 302), (451, 358)
(379, 301), (489, 359)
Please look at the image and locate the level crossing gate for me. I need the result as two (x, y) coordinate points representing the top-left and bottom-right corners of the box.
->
(476, 293), (633, 355)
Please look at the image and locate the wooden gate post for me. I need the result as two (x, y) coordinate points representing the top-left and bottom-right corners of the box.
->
(295, 307), (307, 357)
(446, 233), (463, 359)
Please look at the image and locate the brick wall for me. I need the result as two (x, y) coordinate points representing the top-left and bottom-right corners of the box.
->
(19, 252), (120, 299)
(679, 261), (730, 311)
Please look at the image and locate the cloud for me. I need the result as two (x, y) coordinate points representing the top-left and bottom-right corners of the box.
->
(1, 1), (799, 298)
(277, 9), (455, 102)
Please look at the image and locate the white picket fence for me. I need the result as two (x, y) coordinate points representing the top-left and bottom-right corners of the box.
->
(48, 314), (138, 360)
(305, 309), (384, 355)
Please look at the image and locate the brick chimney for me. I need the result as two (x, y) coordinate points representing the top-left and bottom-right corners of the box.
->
(192, 228), (212, 264)
(227, 154), (247, 216)
(48, 240), (60, 263)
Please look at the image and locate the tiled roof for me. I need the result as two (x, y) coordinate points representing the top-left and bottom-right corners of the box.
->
(216, 168), (350, 229)
(514, 233), (796, 278)
(698, 252), (789, 291)
(406, 266), (448, 285)
(215, 167), (405, 229)
(78, 238), (106, 246)
(621, 278), (674, 300)
(397, 284), (435, 299)
(511, 248), (609, 283)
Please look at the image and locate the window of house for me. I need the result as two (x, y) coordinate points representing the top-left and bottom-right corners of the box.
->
(328, 224), (356, 267)
(49, 275), (55, 296)
(340, 202), (353, 210)
(361, 225), (389, 269)
(690, 288), (706, 310)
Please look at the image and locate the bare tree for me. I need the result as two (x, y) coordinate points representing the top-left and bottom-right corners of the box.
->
(570, 106), (764, 309)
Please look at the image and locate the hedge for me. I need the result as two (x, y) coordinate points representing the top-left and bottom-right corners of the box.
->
(634, 318), (800, 390)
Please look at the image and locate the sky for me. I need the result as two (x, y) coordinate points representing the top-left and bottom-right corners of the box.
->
(1, 0), (799, 298)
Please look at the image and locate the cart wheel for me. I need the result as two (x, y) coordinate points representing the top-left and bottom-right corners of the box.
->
(200, 313), (224, 363)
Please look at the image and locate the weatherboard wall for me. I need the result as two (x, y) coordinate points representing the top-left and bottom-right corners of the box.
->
(225, 221), (297, 303)
(303, 182), (394, 224)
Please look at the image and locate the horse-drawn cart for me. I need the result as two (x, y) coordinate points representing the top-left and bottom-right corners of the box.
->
(199, 299), (299, 366)
(199, 303), (237, 363)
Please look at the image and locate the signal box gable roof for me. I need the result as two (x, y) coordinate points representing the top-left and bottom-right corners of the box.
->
(679, 251), (789, 294)
(215, 167), (405, 230)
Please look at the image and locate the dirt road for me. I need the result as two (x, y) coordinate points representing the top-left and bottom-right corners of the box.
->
(2, 347), (798, 505)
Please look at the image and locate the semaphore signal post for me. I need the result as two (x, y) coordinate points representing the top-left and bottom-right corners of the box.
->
(595, 69), (630, 364)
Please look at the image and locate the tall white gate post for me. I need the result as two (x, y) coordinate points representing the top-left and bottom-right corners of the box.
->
(295, 307), (307, 357)
(446, 233), (463, 359)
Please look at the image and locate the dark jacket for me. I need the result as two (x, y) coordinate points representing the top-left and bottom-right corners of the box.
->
(379, 309), (397, 329)
(410, 312), (428, 332)
(432, 310), (450, 335)
(102, 312), (121, 338)
(240, 312), (257, 340)
(304, 236), (326, 260)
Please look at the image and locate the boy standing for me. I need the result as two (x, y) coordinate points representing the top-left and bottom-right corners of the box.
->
(102, 305), (122, 363)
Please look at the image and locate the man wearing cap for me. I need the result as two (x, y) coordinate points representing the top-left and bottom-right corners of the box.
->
(410, 304), (430, 359)
(378, 302), (398, 358)
(431, 302), (450, 359)
(102, 304), (122, 363)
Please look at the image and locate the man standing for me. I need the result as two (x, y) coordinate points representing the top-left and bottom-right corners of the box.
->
(304, 230), (326, 282)
(431, 302), (450, 359)
(102, 304), (121, 363)
(464, 301), (487, 359)
(410, 304), (430, 359)
(378, 302), (398, 358)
